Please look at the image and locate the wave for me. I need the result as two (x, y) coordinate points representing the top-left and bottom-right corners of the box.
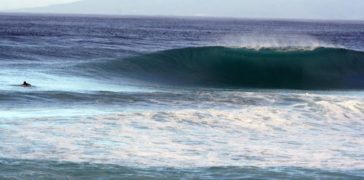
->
(1, 159), (362, 179)
(92, 46), (364, 89)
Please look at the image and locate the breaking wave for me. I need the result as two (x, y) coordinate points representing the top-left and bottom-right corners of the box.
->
(92, 46), (364, 89)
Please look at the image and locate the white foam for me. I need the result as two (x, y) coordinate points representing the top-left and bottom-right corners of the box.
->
(0, 91), (363, 170)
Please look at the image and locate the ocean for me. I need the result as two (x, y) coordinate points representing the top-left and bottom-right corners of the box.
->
(0, 14), (364, 179)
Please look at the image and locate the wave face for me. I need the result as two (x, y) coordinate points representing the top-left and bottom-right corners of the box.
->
(97, 47), (364, 89)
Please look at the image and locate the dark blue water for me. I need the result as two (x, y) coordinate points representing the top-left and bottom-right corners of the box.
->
(1, 14), (364, 179)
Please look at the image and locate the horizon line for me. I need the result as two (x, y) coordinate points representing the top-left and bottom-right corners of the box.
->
(1, 12), (364, 23)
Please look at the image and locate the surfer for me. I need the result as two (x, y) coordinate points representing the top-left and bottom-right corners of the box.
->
(21, 81), (31, 87)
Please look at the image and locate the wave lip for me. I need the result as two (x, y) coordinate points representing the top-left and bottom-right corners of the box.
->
(95, 46), (364, 90)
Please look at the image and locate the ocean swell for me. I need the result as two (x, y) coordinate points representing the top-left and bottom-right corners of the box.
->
(92, 46), (364, 89)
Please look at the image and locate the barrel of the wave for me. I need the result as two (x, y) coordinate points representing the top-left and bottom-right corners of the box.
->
(93, 46), (364, 90)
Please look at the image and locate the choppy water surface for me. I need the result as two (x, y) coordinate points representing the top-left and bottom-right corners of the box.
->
(0, 14), (364, 179)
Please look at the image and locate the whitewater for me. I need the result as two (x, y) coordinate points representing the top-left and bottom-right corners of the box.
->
(0, 14), (364, 179)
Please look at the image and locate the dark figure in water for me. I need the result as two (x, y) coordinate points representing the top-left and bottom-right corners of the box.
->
(22, 81), (31, 87)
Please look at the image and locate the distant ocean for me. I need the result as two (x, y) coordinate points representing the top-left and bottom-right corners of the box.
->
(0, 14), (364, 179)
